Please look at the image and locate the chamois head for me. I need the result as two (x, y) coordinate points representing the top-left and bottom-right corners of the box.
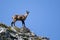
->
(24, 11), (29, 18)
(26, 10), (29, 14)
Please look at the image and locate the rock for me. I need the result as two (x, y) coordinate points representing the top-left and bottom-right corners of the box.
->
(0, 23), (49, 40)
(11, 27), (17, 32)
(20, 26), (30, 33)
(0, 27), (7, 33)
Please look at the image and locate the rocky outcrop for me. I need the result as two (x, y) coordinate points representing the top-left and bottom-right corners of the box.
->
(0, 23), (49, 40)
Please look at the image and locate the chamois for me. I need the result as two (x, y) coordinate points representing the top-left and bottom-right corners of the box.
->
(11, 11), (29, 27)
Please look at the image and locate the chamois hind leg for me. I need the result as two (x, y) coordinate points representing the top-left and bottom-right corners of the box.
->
(11, 21), (14, 26)
(11, 19), (16, 27)
(11, 21), (16, 27)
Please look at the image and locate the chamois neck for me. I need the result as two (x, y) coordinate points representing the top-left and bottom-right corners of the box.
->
(24, 13), (28, 18)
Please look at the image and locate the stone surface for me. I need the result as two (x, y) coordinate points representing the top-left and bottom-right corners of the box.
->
(0, 23), (49, 40)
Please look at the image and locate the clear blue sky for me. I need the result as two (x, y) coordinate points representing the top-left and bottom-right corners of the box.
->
(0, 0), (60, 40)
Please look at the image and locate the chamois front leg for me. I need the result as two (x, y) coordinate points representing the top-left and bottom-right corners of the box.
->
(22, 20), (25, 27)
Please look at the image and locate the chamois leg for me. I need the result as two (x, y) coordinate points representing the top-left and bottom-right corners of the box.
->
(11, 21), (16, 27)
(22, 20), (25, 27)
(11, 19), (16, 27)
(14, 22), (15, 26)
(11, 21), (14, 26)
